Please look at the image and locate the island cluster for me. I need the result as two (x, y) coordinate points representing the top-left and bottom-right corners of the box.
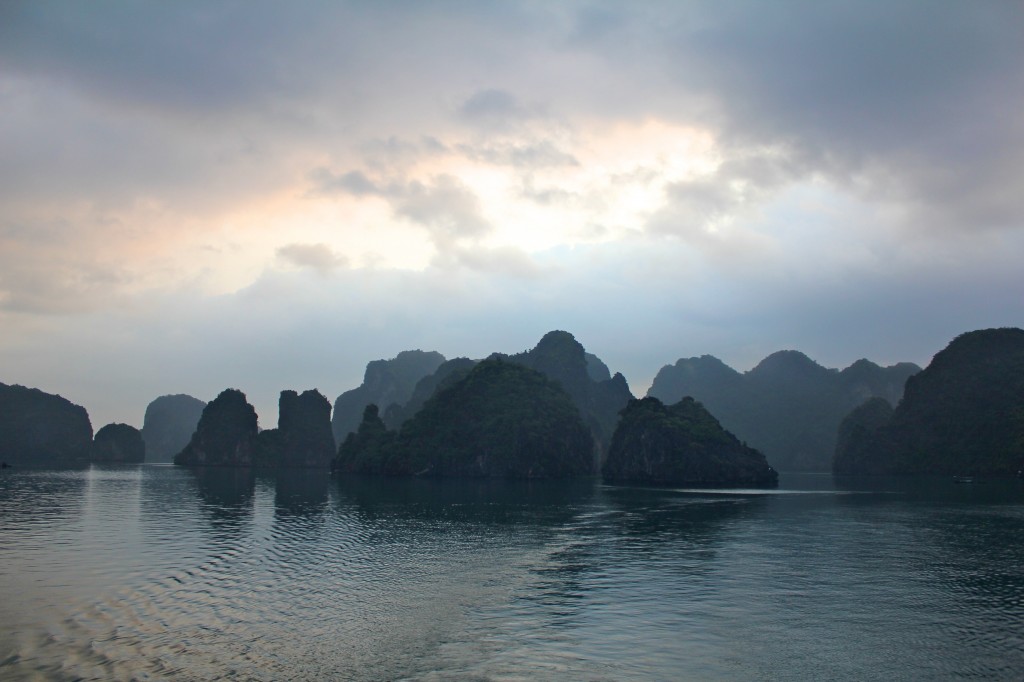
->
(3, 328), (1023, 484)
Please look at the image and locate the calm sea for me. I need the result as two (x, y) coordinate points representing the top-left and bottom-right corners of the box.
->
(1, 465), (1022, 680)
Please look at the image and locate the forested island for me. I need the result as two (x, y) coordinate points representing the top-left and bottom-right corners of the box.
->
(834, 328), (1024, 476)
(3, 327), (1023, 485)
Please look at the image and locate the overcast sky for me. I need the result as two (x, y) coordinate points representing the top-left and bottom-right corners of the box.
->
(2, 1), (1022, 430)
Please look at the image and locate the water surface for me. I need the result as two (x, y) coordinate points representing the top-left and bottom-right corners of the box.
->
(1, 466), (1022, 680)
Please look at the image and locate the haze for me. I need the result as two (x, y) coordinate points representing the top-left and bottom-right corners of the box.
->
(2, 1), (1022, 429)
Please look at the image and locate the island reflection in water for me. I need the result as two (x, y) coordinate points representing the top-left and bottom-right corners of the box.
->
(1, 465), (1023, 680)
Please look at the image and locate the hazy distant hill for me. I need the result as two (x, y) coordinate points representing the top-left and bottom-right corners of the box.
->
(332, 350), (446, 443)
(647, 352), (920, 471)
(142, 394), (207, 462)
(335, 359), (594, 478)
(834, 328), (1024, 476)
(0, 382), (93, 466)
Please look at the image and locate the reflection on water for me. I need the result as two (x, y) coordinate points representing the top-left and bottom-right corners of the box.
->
(0, 466), (1022, 680)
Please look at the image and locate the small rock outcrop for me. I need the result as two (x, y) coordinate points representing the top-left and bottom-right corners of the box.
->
(174, 389), (258, 467)
(332, 350), (446, 442)
(334, 359), (594, 479)
(833, 328), (1024, 476)
(142, 394), (207, 463)
(91, 423), (145, 463)
(277, 389), (335, 468)
(0, 382), (93, 466)
(603, 397), (778, 487)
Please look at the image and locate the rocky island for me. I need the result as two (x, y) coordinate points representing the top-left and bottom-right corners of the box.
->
(833, 328), (1024, 477)
(603, 396), (778, 487)
(255, 389), (335, 468)
(174, 389), (259, 467)
(0, 382), (93, 467)
(334, 358), (594, 478)
(91, 423), (145, 463)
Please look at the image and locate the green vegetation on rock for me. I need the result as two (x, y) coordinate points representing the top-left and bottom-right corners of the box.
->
(833, 328), (1024, 476)
(333, 358), (594, 479)
(603, 397), (778, 487)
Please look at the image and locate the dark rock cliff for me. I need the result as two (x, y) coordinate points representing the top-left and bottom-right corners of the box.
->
(276, 389), (335, 468)
(174, 389), (258, 467)
(0, 382), (93, 466)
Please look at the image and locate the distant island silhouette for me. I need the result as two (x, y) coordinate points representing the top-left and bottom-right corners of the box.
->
(2, 327), (1022, 484)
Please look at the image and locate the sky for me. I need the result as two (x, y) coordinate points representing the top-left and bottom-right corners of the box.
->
(2, 1), (1023, 430)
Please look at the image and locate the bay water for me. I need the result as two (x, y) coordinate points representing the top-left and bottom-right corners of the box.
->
(1, 465), (1022, 680)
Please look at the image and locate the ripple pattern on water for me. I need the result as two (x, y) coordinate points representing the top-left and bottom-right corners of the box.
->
(1, 468), (1023, 680)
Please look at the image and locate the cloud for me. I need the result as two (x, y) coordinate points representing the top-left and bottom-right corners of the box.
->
(457, 139), (579, 168)
(395, 175), (493, 248)
(459, 88), (530, 123)
(2, 1), (1023, 431)
(657, 1), (1024, 232)
(276, 243), (349, 274)
(309, 169), (381, 197)
(310, 168), (492, 254)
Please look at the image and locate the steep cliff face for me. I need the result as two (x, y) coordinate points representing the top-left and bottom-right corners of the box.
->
(0, 382), (93, 466)
(334, 359), (594, 479)
(332, 350), (446, 442)
(603, 397), (777, 487)
(833, 328), (1024, 476)
(174, 389), (258, 467)
(648, 352), (920, 472)
(91, 423), (145, 463)
(277, 389), (334, 468)
(142, 394), (207, 463)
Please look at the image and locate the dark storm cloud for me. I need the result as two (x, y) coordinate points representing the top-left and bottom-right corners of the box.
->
(659, 0), (1024, 231)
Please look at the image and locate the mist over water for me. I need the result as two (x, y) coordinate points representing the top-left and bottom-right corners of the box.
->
(2, 466), (1023, 680)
